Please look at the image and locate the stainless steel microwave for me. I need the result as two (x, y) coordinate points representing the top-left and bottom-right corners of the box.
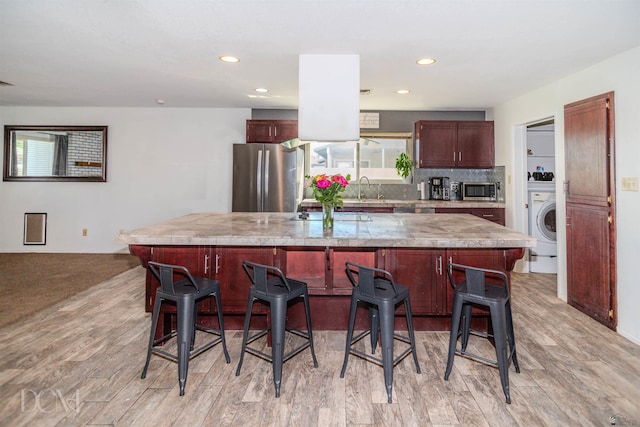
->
(462, 182), (497, 201)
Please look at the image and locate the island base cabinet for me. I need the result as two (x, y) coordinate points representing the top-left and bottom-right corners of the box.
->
(135, 245), (521, 332)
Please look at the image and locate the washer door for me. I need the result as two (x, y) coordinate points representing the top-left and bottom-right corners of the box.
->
(536, 201), (556, 242)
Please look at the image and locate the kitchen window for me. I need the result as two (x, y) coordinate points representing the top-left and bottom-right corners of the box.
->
(307, 132), (412, 182)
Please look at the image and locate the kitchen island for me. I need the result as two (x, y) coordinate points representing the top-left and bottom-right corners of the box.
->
(119, 212), (535, 331)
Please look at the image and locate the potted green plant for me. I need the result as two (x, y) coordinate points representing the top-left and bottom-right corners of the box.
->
(395, 153), (413, 181)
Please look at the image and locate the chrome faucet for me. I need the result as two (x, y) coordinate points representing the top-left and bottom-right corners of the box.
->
(358, 176), (370, 200)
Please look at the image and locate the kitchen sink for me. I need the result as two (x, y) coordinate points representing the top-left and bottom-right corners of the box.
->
(290, 212), (373, 222)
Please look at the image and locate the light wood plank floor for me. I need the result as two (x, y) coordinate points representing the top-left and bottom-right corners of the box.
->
(1, 267), (639, 426)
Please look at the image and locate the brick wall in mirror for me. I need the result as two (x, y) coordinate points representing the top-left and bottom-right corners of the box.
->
(3, 125), (107, 182)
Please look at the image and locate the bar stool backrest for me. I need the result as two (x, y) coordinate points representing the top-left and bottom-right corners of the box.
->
(345, 262), (398, 298)
(242, 260), (291, 294)
(447, 262), (509, 297)
(148, 261), (200, 294)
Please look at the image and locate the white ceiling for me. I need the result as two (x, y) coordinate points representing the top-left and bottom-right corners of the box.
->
(1, 0), (639, 111)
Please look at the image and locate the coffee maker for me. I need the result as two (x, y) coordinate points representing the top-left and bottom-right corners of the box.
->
(428, 176), (450, 200)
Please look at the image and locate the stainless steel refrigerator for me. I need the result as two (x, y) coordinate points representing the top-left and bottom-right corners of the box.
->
(232, 144), (304, 212)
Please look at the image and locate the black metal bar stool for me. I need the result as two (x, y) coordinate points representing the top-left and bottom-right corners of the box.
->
(235, 261), (318, 398)
(141, 261), (230, 396)
(444, 263), (520, 403)
(340, 262), (421, 403)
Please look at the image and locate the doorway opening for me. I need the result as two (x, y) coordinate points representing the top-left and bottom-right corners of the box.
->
(526, 119), (557, 274)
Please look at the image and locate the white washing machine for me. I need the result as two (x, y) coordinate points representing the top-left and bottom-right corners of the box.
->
(528, 182), (557, 273)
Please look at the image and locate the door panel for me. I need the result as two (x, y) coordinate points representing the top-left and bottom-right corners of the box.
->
(565, 98), (610, 207)
(263, 145), (297, 212)
(566, 204), (612, 323)
(564, 92), (616, 329)
(232, 144), (262, 212)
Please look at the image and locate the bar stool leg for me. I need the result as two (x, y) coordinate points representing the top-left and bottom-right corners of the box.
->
(444, 293), (463, 381)
(340, 294), (359, 378)
(176, 298), (195, 396)
(369, 306), (379, 353)
(236, 297), (255, 376)
(379, 302), (395, 404)
(142, 296), (162, 379)
(460, 303), (473, 352)
(490, 303), (511, 403)
(213, 291), (231, 363)
(404, 299), (421, 373)
(302, 292), (318, 367)
(270, 298), (287, 398)
(505, 301), (520, 372)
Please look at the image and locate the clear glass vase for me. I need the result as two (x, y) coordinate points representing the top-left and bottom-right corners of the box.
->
(322, 203), (335, 231)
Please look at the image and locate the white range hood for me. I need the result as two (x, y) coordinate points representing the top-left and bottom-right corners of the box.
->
(297, 54), (360, 142)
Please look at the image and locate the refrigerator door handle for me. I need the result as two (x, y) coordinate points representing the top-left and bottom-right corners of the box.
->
(264, 149), (270, 207)
(257, 149), (263, 211)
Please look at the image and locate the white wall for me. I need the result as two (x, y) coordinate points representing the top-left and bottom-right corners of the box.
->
(490, 46), (640, 345)
(0, 107), (250, 253)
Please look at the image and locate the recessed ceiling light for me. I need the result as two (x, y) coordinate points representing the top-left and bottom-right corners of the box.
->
(156, 98), (165, 105)
(416, 57), (436, 65)
(397, 89), (410, 94)
(219, 55), (240, 63)
(255, 88), (268, 93)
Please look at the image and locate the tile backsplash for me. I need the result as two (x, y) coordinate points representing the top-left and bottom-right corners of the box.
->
(332, 166), (506, 202)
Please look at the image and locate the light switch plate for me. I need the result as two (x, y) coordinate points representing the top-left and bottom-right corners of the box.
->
(621, 177), (638, 191)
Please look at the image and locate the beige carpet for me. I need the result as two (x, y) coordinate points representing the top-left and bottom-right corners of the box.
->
(0, 253), (140, 328)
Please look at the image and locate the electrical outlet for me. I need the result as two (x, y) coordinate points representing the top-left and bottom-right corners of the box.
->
(82, 228), (88, 237)
(621, 177), (638, 191)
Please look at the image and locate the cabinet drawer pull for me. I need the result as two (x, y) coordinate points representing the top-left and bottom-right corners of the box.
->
(215, 254), (220, 274)
(204, 254), (210, 275)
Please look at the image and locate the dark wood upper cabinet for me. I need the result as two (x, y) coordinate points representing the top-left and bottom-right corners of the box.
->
(414, 120), (494, 168)
(246, 120), (298, 144)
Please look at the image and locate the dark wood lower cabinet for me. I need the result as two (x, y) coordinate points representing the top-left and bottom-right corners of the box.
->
(435, 208), (505, 225)
(131, 244), (519, 332)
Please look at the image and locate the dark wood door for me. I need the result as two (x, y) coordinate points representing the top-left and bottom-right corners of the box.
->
(214, 246), (274, 314)
(564, 92), (616, 329)
(456, 121), (495, 168)
(273, 120), (298, 142)
(246, 120), (274, 143)
(566, 204), (612, 324)
(385, 248), (446, 315)
(415, 121), (457, 168)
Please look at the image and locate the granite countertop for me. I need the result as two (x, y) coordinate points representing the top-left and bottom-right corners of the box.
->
(300, 198), (506, 209)
(118, 212), (535, 248)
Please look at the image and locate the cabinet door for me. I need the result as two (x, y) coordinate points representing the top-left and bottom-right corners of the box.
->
(331, 248), (377, 294)
(471, 208), (504, 225)
(456, 121), (495, 168)
(281, 247), (328, 292)
(273, 120), (298, 143)
(435, 208), (505, 226)
(246, 120), (275, 143)
(385, 249), (446, 315)
(415, 121), (457, 168)
(445, 249), (506, 312)
(149, 246), (214, 312)
(214, 246), (274, 313)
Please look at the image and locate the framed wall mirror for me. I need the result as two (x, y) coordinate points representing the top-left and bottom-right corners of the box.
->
(3, 125), (108, 182)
